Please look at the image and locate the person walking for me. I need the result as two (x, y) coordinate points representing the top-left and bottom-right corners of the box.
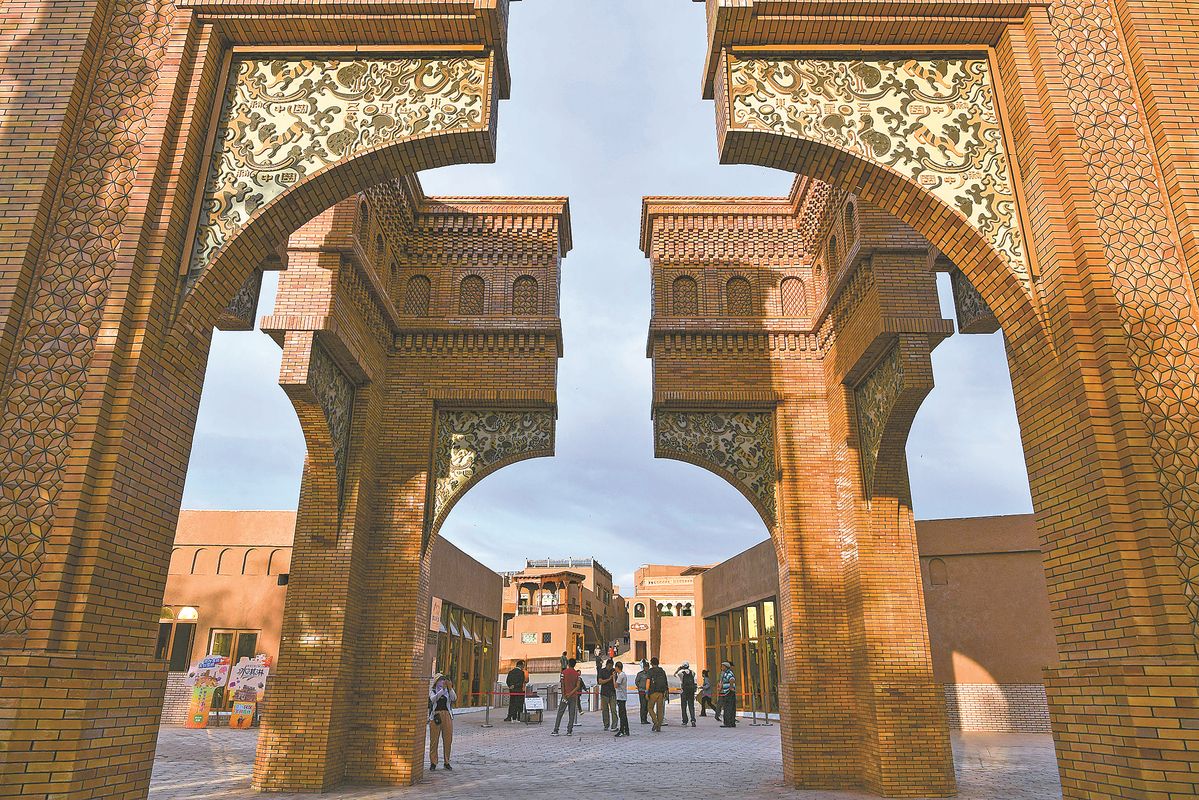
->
(612, 661), (631, 737)
(597, 657), (617, 731)
(675, 661), (697, 726)
(427, 673), (457, 771)
(718, 660), (737, 728)
(699, 669), (717, 718)
(635, 660), (650, 724)
(646, 657), (669, 733)
(503, 660), (527, 722)
(551, 658), (582, 736)
(559, 651), (568, 673)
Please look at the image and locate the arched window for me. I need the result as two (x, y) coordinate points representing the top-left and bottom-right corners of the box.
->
(633, 603), (646, 618)
(681, 603), (693, 617)
(403, 275), (431, 316)
(512, 275), (539, 315)
(190, 548), (214, 575)
(780, 277), (807, 317)
(845, 201), (857, 241)
(672, 275), (698, 316)
(826, 235), (839, 274)
(929, 558), (949, 586)
(374, 234), (386, 266)
(459, 275), (485, 315)
(242, 548), (268, 576)
(217, 548), (239, 576)
(726, 276), (752, 316)
(168, 548), (189, 575)
(267, 549), (290, 576)
(357, 201), (370, 234)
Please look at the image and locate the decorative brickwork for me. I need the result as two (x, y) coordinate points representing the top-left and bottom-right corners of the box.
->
(655, 412), (777, 525)
(854, 344), (905, 497)
(943, 683), (1052, 734)
(186, 56), (490, 287)
(428, 409), (555, 541)
(216, 269), (264, 332)
(307, 343), (354, 505)
(949, 268), (1000, 335)
(726, 55), (1027, 283)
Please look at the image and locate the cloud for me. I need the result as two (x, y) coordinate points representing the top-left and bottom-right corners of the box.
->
(183, 0), (1032, 581)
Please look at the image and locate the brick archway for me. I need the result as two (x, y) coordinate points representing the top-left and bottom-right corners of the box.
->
(650, 3), (1199, 798)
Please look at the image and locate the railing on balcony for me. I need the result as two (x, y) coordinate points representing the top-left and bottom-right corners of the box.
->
(515, 603), (582, 616)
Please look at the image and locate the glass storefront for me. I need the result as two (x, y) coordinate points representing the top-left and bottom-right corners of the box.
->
(703, 597), (779, 714)
(433, 600), (498, 708)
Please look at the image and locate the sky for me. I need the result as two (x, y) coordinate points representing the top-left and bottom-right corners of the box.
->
(181, 1), (1033, 592)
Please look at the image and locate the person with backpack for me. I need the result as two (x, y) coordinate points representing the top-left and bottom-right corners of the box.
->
(699, 669), (717, 718)
(675, 661), (697, 727)
(596, 658), (617, 731)
(646, 657), (669, 732)
(634, 660), (651, 724)
(503, 660), (527, 722)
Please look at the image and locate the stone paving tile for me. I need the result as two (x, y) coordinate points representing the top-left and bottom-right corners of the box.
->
(150, 709), (1063, 800)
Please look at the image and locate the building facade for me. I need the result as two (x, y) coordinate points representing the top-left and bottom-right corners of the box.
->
(627, 564), (706, 666)
(499, 557), (628, 669)
(161, 511), (502, 722)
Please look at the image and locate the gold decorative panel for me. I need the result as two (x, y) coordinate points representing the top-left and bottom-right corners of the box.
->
(185, 55), (491, 288)
(654, 411), (777, 525)
(726, 54), (1028, 283)
(429, 410), (554, 542)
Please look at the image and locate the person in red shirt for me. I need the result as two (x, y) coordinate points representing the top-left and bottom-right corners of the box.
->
(551, 658), (581, 736)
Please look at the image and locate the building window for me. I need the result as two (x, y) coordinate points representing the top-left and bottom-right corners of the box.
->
(826, 235), (839, 274)
(403, 275), (431, 316)
(209, 629), (259, 663)
(156, 619), (196, 672)
(521, 632), (537, 644)
(704, 597), (780, 714)
(357, 201), (370, 234)
(781, 277), (807, 317)
(459, 275), (485, 315)
(542, 632), (552, 644)
(929, 558), (949, 586)
(845, 201), (857, 242)
(726, 277), (752, 316)
(681, 603), (693, 617)
(672, 275), (698, 316)
(512, 275), (539, 315)
(633, 602), (646, 618)
(374, 234), (386, 266)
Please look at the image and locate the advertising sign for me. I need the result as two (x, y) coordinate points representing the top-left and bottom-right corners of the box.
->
(225, 655), (271, 729)
(184, 655), (231, 729)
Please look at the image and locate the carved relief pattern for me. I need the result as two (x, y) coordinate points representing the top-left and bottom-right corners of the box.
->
(185, 56), (489, 286)
(459, 275), (485, 315)
(1050, 0), (1199, 633)
(307, 344), (354, 504)
(403, 275), (431, 316)
(672, 275), (699, 316)
(781, 276), (808, 317)
(655, 411), (777, 523)
(430, 410), (554, 536)
(512, 276), (539, 315)
(727, 55), (1028, 283)
(726, 277), (753, 316)
(855, 344), (905, 495)
(949, 268), (999, 334)
(0, 0), (175, 634)
(216, 268), (264, 330)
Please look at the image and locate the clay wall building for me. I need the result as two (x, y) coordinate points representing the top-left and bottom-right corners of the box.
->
(160, 511), (501, 722)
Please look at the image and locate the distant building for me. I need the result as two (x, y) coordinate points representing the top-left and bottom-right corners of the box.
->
(498, 557), (629, 669)
(626, 564), (707, 666)
(159, 511), (501, 722)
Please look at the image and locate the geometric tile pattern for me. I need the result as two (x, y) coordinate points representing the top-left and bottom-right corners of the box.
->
(428, 410), (554, 542)
(307, 343), (355, 507)
(184, 55), (489, 289)
(512, 276), (539, 315)
(726, 55), (1029, 285)
(0, 0), (175, 635)
(854, 343), (905, 497)
(1049, 0), (1199, 638)
(654, 410), (777, 524)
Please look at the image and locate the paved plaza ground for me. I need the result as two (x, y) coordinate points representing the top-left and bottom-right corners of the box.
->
(150, 708), (1063, 799)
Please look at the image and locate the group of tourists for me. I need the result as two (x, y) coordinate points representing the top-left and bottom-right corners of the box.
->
(552, 654), (741, 736)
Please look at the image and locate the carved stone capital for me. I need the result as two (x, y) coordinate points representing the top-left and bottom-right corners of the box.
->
(428, 409), (555, 544)
(654, 410), (778, 526)
(949, 268), (1001, 334)
(307, 343), (355, 506)
(854, 343), (905, 497)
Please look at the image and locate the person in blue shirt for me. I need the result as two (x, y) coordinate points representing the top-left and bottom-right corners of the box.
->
(718, 660), (737, 728)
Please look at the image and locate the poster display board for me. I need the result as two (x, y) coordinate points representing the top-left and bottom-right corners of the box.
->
(226, 655), (271, 729)
(183, 655), (231, 729)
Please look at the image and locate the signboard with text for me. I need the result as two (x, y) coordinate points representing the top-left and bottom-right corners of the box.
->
(184, 655), (231, 729)
(225, 655), (271, 729)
